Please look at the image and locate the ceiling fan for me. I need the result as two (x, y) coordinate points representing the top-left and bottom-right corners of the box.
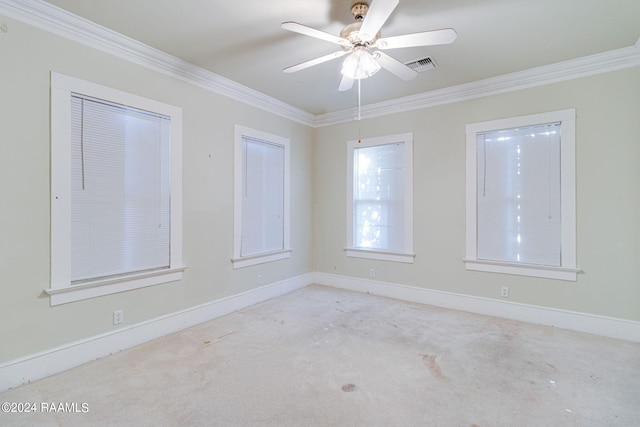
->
(281, 0), (457, 91)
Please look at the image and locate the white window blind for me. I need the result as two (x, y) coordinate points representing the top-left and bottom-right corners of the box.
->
(240, 137), (285, 257)
(70, 95), (172, 282)
(353, 142), (406, 252)
(476, 123), (561, 266)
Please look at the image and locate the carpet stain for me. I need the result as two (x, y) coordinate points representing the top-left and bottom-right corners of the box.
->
(203, 340), (211, 345)
(421, 354), (447, 381)
(212, 331), (236, 343)
(341, 384), (358, 392)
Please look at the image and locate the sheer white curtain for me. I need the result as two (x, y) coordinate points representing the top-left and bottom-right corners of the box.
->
(353, 142), (405, 252)
(70, 95), (171, 282)
(476, 123), (561, 266)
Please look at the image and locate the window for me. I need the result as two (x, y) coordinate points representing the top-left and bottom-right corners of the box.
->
(49, 73), (184, 305)
(232, 125), (290, 268)
(464, 109), (578, 280)
(346, 132), (414, 263)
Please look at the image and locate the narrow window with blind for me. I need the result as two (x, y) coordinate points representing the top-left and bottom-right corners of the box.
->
(346, 133), (414, 263)
(232, 126), (291, 269)
(49, 73), (184, 305)
(464, 109), (579, 280)
(70, 95), (171, 282)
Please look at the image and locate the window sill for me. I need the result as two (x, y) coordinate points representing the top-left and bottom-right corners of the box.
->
(45, 266), (186, 306)
(345, 248), (415, 264)
(232, 249), (292, 269)
(463, 259), (580, 281)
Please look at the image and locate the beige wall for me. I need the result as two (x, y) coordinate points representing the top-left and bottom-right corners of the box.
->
(1, 11), (639, 366)
(313, 66), (640, 321)
(0, 15), (313, 363)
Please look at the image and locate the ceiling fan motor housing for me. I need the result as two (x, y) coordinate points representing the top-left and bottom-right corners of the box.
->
(281, 0), (456, 89)
(342, 2), (380, 47)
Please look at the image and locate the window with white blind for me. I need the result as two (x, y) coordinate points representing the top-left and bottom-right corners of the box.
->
(49, 73), (184, 305)
(464, 109), (578, 280)
(232, 126), (290, 269)
(346, 133), (414, 263)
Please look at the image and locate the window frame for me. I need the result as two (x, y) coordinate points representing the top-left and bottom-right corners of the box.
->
(48, 72), (184, 305)
(345, 132), (415, 263)
(464, 109), (579, 281)
(232, 125), (291, 269)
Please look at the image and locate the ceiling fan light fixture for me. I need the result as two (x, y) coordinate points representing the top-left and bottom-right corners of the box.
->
(341, 47), (381, 80)
(282, 0), (456, 91)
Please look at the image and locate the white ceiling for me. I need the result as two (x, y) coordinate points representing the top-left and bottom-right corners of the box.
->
(42, 0), (640, 115)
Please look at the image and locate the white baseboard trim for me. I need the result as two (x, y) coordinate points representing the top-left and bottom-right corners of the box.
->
(3, 271), (638, 393)
(313, 272), (640, 343)
(0, 273), (313, 393)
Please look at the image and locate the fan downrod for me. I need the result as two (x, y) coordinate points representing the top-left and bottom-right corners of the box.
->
(351, 2), (369, 21)
(341, 1), (379, 45)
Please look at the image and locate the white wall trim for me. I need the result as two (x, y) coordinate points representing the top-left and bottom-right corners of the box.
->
(2, 272), (639, 392)
(0, 273), (313, 393)
(1, 1), (639, 128)
(313, 272), (640, 343)
(313, 40), (640, 127)
(0, 0), (315, 127)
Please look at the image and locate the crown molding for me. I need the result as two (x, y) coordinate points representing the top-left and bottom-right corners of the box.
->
(1, 0), (639, 129)
(314, 39), (640, 127)
(0, 0), (315, 127)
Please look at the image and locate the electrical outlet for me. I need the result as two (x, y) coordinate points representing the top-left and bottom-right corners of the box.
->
(113, 309), (124, 325)
(369, 269), (375, 278)
(256, 274), (262, 284)
(501, 286), (509, 298)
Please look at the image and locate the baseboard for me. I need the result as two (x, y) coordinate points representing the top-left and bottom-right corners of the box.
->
(3, 271), (638, 393)
(313, 272), (640, 343)
(0, 273), (313, 393)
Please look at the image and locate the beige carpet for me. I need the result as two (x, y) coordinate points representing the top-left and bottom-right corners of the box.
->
(1, 284), (639, 426)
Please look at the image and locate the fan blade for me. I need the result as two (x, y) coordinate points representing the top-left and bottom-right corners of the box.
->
(359, 0), (399, 41)
(283, 50), (348, 73)
(338, 74), (355, 92)
(376, 28), (457, 49)
(374, 51), (417, 81)
(281, 21), (349, 46)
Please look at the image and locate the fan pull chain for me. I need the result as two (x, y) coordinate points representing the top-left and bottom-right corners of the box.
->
(358, 78), (362, 121)
(357, 79), (362, 142)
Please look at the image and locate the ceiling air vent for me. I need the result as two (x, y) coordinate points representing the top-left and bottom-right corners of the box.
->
(405, 56), (436, 72)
